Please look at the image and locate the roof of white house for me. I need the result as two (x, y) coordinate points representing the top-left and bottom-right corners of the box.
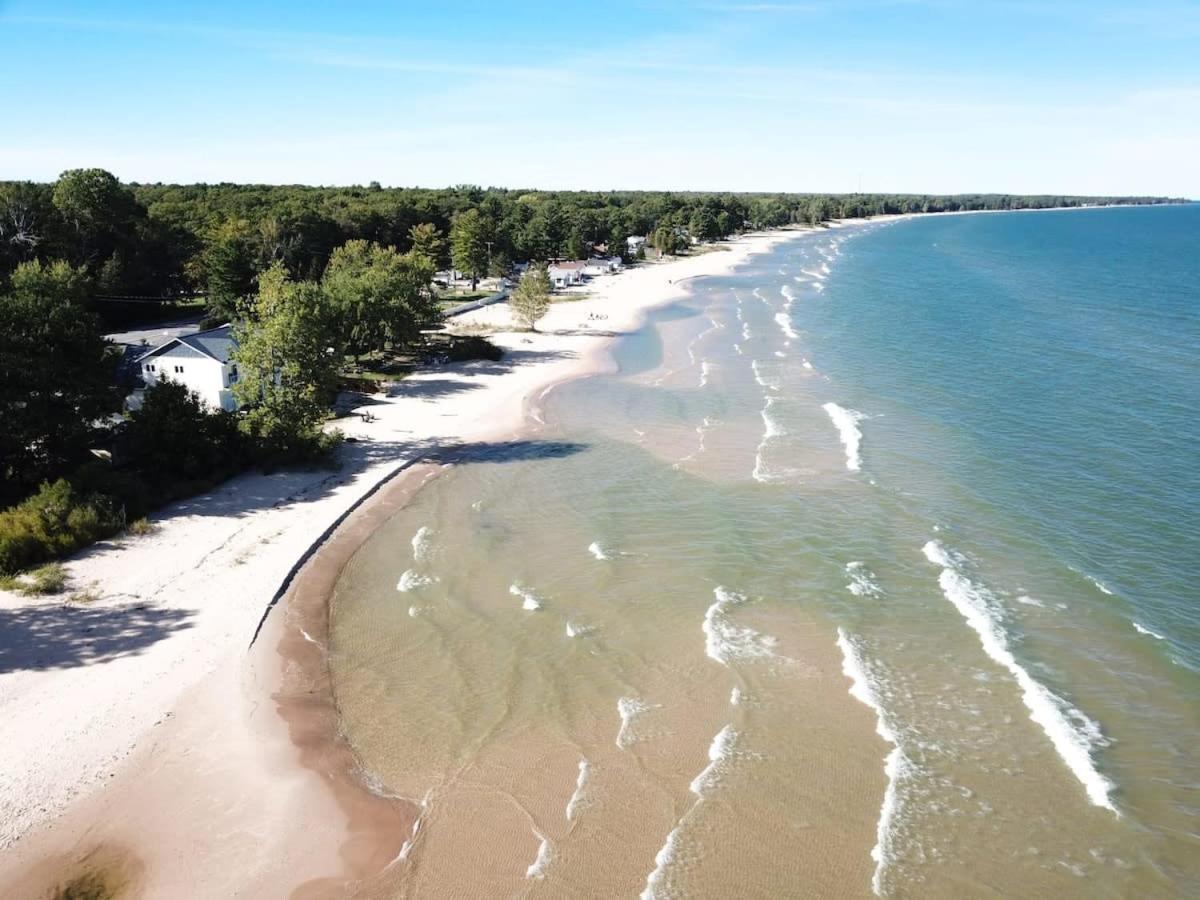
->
(136, 324), (236, 364)
(548, 260), (586, 271)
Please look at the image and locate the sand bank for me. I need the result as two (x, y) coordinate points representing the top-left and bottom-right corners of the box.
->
(0, 227), (805, 897)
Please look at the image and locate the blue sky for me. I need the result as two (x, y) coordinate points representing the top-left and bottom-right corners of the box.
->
(2, 1), (1197, 194)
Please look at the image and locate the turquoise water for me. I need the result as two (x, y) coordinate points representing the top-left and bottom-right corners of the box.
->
(800, 205), (1200, 675)
(332, 207), (1199, 897)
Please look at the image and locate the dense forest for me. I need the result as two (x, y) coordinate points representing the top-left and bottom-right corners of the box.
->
(0, 170), (1182, 305)
(0, 171), (1184, 580)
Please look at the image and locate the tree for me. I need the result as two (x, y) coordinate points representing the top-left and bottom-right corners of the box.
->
(322, 240), (439, 358)
(232, 263), (341, 460)
(450, 208), (489, 289)
(50, 169), (141, 267)
(123, 379), (244, 485)
(509, 266), (552, 331)
(0, 261), (118, 499)
(202, 219), (257, 323)
(408, 222), (446, 268)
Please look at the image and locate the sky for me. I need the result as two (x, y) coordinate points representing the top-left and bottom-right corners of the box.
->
(1, 0), (1198, 195)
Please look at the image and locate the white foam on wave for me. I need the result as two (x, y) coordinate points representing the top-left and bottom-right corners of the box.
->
(398, 789), (433, 860)
(509, 583), (543, 611)
(752, 359), (780, 391)
(730, 686), (742, 706)
(813, 281), (825, 294)
(742, 321), (753, 340)
(565, 759), (590, 822)
(781, 284), (796, 303)
(616, 697), (653, 750)
(1133, 622), (1166, 641)
(836, 628), (908, 896)
(565, 621), (595, 638)
(703, 587), (777, 666)
(752, 397), (789, 483)
(846, 561), (882, 598)
(411, 526), (433, 562)
(802, 358), (814, 370)
(801, 267), (826, 281)
(525, 830), (553, 878)
(640, 822), (685, 900)
(1016, 595), (1045, 608)
(774, 311), (800, 341)
(699, 360), (712, 387)
(397, 569), (437, 592)
(689, 724), (738, 797)
(922, 541), (1117, 812)
(588, 541), (611, 560)
(823, 402), (866, 471)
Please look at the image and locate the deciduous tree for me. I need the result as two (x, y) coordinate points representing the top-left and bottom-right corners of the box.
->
(509, 265), (552, 331)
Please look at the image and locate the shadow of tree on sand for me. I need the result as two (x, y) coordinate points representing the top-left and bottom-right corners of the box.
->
(0, 602), (195, 674)
(421, 439), (588, 465)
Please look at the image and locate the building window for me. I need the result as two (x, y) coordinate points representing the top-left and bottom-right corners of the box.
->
(174, 365), (184, 374)
(144, 364), (155, 373)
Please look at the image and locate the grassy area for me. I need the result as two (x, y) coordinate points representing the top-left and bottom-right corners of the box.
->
(0, 562), (68, 595)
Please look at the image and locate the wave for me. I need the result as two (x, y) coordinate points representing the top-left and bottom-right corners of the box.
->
(781, 284), (796, 303)
(801, 358), (814, 370)
(801, 267), (826, 281)
(1133, 621), (1166, 641)
(836, 629), (908, 896)
(565, 759), (590, 822)
(823, 402), (865, 471)
(588, 541), (611, 560)
(845, 561), (882, 598)
(509, 583), (543, 611)
(699, 360), (712, 387)
(616, 697), (653, 750)
(565, 621), (595, 638)
(752, 359), (780, 391)
(640, 821), (685, 900)
(398, 788), (432, 860)
(411, 526), (433, 563)
(689, 724), (738, 798)
(742, 321), (753, 340)
(922, 541), (1116, 812)
(774, 311), (800, 341)
(397, 569), (437, 592)
(525, 830), (553, 878)
(752, 398), (788, 483)
(730, 686), (743, 706)
(703, 587), (777, 666)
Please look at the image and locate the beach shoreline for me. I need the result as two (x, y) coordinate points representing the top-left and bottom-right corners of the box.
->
(0, 226), (808, 897)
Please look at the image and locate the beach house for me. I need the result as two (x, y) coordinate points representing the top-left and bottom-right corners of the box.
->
(547, 261), (586, 290)
(583, 256), (622, 277)
(133, 325), (241, 411)
(626, 235), (646, 255)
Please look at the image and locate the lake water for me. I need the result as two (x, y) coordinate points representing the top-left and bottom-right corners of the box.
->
(330, 205), (1199, 897)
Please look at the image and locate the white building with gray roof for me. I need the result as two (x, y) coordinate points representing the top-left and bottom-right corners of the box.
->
(134, 324), (241, 411)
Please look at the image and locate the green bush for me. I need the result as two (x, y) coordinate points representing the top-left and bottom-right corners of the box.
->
(0, 479), (125, 576)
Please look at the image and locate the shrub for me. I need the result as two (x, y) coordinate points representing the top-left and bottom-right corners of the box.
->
(127, 517), (156, 536)
(27, 562), (68, 594)
(0, 479), (125, 576)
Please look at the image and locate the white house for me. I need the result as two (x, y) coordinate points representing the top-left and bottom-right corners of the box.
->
(626, 235), (646, 254)
(134, 325), (241, 411)
(582, 256), (622, 278)
(547, 260), (586, 290)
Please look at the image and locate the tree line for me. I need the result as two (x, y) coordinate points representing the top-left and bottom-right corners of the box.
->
(1, 169), (1181, 307)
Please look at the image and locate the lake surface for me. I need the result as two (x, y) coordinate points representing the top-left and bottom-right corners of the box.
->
(330, 205), (1199, 898)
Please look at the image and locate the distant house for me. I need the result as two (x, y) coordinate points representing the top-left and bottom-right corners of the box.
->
(547, 260), (586, 290)
(626, 236), (647, 254)
(134, 325), (241, 411)
(583, 257), (622, 277)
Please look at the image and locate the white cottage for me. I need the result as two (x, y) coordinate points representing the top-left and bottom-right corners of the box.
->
(583, 256), (622, 277)
(135, 325), (240, 411)
(547, 261), (586, 290)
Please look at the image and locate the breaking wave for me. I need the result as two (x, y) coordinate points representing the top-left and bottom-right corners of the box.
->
(823, 402), (865, 471)
(922, 541), (1116, 812)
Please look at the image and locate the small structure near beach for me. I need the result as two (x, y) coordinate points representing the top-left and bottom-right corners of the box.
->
(547, 260), (586, 290)
(131, 324), (241, 411)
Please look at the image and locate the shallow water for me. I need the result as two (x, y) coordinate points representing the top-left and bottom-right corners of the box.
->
(331, 207), (1200, 897)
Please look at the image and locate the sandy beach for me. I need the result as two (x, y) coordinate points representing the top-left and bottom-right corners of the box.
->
(0, 228), (807, 898)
